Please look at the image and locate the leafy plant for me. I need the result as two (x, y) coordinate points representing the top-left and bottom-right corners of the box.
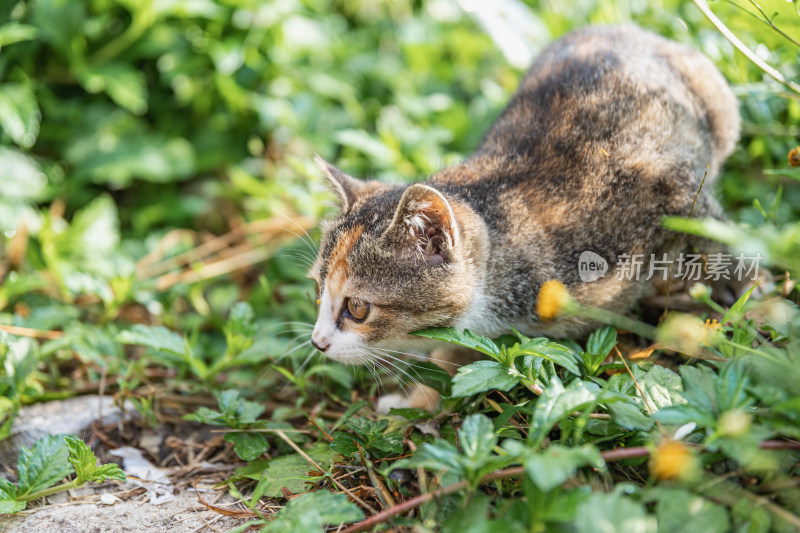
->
(0, 435), (125, 513)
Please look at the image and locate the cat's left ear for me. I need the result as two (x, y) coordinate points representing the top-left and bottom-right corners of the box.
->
(314, 155), (368, 213)
(383, 183), (458, 265)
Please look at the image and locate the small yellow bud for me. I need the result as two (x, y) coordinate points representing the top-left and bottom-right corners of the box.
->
(688, 282), (711, 301)
(537, 280), (572, 322)
(789, 146), (800, 167)
(718, 410), (751, 437)
(650, 440), (697, 481)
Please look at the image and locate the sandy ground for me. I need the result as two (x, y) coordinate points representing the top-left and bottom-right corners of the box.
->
(0, 489), (247, 533)
(1, 396), (250, 533)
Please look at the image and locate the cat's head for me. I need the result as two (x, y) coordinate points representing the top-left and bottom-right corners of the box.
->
(308, 156), (482, 364)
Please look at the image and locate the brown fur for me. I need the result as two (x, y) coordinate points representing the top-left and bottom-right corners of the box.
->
(308, 25), (740, 409)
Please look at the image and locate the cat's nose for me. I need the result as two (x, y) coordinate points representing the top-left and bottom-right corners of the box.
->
(311, 337), (330, 352)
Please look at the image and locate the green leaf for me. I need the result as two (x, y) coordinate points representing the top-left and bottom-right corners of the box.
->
(405, 361), (452, 396)
(117, 325), (188, 358)
(575, 490), (655, 533)
(0, 147), (47, 201)
(0, 83), (41, 148)
(64, 436), (125, 484)
(504, 441), (603, 492)
(183, 390), (265, 427)
(250, 444), (333, 499)
(638, 365), (686, 412)
(586, 326), (617, 357)
(411, 327), (501, 358)
(399, 438), (463, 473)
(0, 22), (37, 47)
(721, 283), (758, 326)
(512, 338), (581, 376)
(0, 479), (24, 513)
(531, 378), (601, 442)
(451, 360), (521, 398)
(15, 435), (73, 499)
(458, 414), (497, 464)
(224, 432), (268, 461)
(261, 490), (364, 533)
(650, 488), (730, 533)
(79, 63), (148, 115)
(386, 407), (433, 421)
(607, 401), (654, 430)
(330, 432), (360, 456)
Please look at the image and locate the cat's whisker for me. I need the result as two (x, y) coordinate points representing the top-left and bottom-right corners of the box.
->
(361, 356), (388, 395)
(273, 208), (319, 256)
(369, 356), (409, 396)
(278, 249), (316, 268)
(295, 347), (319, 375)
(376, 348), (461, 368)
(370, 351), (431, 403)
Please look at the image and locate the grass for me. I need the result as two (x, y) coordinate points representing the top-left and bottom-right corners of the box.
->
(1, 0), (800, 531)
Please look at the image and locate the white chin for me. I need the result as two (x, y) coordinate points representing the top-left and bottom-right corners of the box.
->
(325, 346), (370, 365)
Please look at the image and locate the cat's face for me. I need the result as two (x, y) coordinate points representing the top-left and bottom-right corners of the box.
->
(308, 157), (476, 364)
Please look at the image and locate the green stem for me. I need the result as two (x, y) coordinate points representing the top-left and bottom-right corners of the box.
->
(89, 10), (155, 65)
(20, 479), (82, 503)
(575, 305), (657, 339)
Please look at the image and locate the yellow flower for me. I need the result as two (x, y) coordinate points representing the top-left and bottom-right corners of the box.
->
(656, 313), (722, 357)
(789, 146), (800, 167)
(650, 440), (697, 481)
(537, 280), (572, 322)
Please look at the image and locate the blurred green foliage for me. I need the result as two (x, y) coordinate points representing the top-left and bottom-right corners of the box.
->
(1, 0), (800, 529)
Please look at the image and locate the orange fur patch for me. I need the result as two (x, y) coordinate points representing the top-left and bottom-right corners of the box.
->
(326, 225), (364, 291)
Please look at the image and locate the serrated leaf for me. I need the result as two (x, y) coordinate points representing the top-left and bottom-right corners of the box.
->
(15, 434), (73, 499)
(0, 83), (40, 148)
(394, 439), (462, 475)
(512, 339), (581, 376)
(117, 325), (188, 358)
(458, 414), (497, 464)
(251, 444), (333, 499)
(224, 432), (268, 461)
(404, 361), (452, 396)
(531, 378), (602, 442)
(607, 401), (654, 430)
(586, 326), (617, 357)
(505, 441), (603, 492)
(330, 432), (360, 456)
(261, 490), (364, 533)
(575, 490), (655, 533)
(0, 499), (25, 514)
(0, 22), (37, 47)
(411, 327), (501, 358)
(216, 389), (265, 425)
(638, 365), (686, 412)
(651, 488), (730, 533)
(64, 436), (125, 484)
(451, 360), (521, 398)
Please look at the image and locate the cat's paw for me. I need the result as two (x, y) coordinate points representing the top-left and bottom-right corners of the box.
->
(376, 393), (411, 414)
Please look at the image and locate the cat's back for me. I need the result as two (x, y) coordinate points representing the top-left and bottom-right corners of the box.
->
(462, 25), (738, 193)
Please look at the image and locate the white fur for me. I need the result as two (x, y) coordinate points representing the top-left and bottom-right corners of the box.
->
(311, 282), (369, 364)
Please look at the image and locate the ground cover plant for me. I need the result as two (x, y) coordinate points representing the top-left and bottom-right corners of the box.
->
(1, 0), (800, 531)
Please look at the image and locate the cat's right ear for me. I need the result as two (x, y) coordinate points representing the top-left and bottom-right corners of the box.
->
(314, 155), (366, 213)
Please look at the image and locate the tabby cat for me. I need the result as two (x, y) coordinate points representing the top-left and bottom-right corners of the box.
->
(307, 25), (739, 410)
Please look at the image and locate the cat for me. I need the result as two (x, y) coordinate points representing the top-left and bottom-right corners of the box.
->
(307, 25), (740, 410)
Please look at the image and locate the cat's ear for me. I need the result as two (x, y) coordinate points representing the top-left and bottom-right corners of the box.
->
(383, 183), (458, 266)
(315, 155), (367, 213)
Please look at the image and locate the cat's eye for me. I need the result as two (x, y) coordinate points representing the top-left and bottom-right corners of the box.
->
(345, 298), (370, 322)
